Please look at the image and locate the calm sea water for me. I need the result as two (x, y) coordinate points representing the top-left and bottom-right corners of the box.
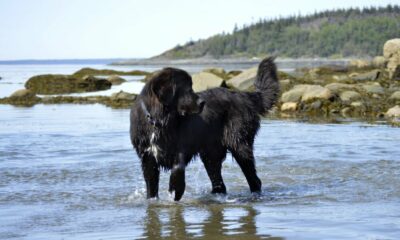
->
(1, 63), (400, 239)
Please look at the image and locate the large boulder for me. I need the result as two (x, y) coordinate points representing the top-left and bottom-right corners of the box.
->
(204, 68), (227, 79)
(389, 91), (400, 101)
(361, 83), (385, 95)
(340, 91), (361, 102)
(383, 39), (400, 59)
(281, 102), (297, 111)
(10, 89), (37, 99)
(325, 83), (357, 93)
(350, 70), (381, 81)
(25, 74), (112, 94)
(383, 39), (400, 80)
(281, 85), (333, 103)
(386, 105), (400, 118)
(72, 68), (148, 78)
(110, 90), (136, 101)
(226, 67), (257, 91)
(107, 75), (126, 85)
(300, 85), (333, 102)
(281, 88), (304, 103)
(372, 56), (386, 68)
(192, 72), (224, 92)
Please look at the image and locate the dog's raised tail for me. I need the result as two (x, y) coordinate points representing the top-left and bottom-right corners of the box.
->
(254, 56), (280, 115)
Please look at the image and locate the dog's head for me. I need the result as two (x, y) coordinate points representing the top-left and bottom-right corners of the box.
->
(149, 68), (205, 116)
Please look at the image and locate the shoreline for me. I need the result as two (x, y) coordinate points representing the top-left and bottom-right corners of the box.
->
(109, 57), (352, 66)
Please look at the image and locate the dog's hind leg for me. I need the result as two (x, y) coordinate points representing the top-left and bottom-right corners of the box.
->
(141, 153), (160, 199)
(231, 146), (262, 193)
(200, 147), (227, 194)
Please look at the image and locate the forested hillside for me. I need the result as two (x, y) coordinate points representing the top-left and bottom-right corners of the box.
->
(156, 5), (400, 59)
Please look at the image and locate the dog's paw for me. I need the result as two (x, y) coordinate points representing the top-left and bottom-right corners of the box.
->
(169, 166), (186, 201)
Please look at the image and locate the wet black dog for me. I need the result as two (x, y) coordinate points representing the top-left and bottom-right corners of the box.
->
(130, 57), (279, 201)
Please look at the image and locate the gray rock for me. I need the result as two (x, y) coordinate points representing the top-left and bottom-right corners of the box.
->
(361, 83), (385, 95)
(372, 56), (386, 68)
(350, 70), (381, 81)
(389, 91), (400, 101)
(325, 83), (357, 93)
(110, 91), (136, 101)
(340, 91), (361, 102)
(281, 84), (333, 103)
(309, 100), (322, 110)
(280, 102), (297, 111)
(300, 85), (333, 102)
(204, 68), (226, 79)
(192, 72), (224, 92)
(383, 39), (400, 59)
(386, 105), (400, 118)
(226, 67), (257, 91)
(351, 101), (364, 108)
(383, 39), (400, 79)
(107, 75), (126, 85)
(281, 88), (304, 103)
(10, 89), (36, 99)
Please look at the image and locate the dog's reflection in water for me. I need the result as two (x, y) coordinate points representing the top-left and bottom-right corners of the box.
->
(141, 204), (283, 239)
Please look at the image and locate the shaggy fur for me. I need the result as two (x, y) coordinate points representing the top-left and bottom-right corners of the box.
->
(130, 57), (279, 201)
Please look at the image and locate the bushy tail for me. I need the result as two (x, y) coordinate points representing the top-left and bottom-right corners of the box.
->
(254, 56), (280, 114)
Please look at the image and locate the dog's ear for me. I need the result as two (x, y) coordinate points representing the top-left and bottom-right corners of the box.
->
(151, 70), (175, 105)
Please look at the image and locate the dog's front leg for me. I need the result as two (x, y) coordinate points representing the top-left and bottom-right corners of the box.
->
(169, 152), (186, 201)
(141, 154), (160, 199)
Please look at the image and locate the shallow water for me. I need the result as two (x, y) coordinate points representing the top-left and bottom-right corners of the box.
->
(1, 103), (400, 239)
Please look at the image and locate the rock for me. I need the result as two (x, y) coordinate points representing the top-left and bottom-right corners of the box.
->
(280, 79), (291, 90)
(340, 91), (361, 102)
(25, 74), (112, 94)
(73, 68), (149, 78)
(341, 107), (352, 116)
(361, 83), (385, 95)
(309, 100), (322, 110)
(332, 75), (349, 81)
(281, 102), (297, 111)
(325, 83), (357, 93)
(107, 75), (126, 85)
(300, 85), (333, 102)
(383, 39), (400, 80)
(383, 39), (400, 59)
(110, 91), (136, 101)
(226, 67), (257, 91)
(10, 89), (36, 99)
(204, 68), (227, 79)
(389, 91), (400, 101)
(226, 70), (242, 79)
(389, 64), (400, 80)
(281, 88), (304, 103)
(350, 70), (381, 81)
(351, 101), (364, 108)
(192, 72), (224, 92)
(281, 85), (333, 103)
(372, 56), (386, 68)
(386, 105), (400, 118)
(349, 59), (371, 69)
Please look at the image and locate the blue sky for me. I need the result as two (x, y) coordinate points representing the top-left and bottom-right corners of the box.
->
(0, 0), (398, 60)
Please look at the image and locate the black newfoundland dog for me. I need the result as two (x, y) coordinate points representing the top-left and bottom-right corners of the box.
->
(130, 57), (279, 201)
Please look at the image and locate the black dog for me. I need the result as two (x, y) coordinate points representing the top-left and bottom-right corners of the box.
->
(130, 57), (279, 201)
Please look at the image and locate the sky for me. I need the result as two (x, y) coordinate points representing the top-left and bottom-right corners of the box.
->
(0, 0), (398, 60)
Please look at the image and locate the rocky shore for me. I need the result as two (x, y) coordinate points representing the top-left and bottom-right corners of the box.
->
(1, 39), (400, 125)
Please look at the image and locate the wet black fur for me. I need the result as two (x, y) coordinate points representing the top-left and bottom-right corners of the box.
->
(130, 57), (279, 201)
